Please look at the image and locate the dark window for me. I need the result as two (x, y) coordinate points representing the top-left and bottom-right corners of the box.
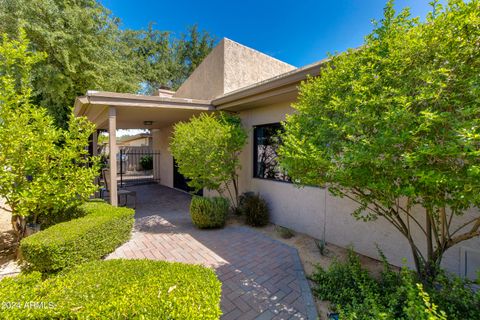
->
(253, 123), (290, 182)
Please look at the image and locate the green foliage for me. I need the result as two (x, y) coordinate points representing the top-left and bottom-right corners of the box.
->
(239, 192), (270, 227)
(279, 0), (480, 279)
(123, 24), (215, 94)
(140, 154), (153, 170)
(20, 202), (134, 273)
(170, 112), (247, 207)
(275, 225), (295, 239)
(0, 259), (222, 319)
(426, 271), (480, 320)
(0, 1), (214, 126)
(36, 206), (87, 229)
(190, 196), (229, 229)
(0, 0), (140, 127)
(0, 32), (100, 238)
(312, 249), (479, 319)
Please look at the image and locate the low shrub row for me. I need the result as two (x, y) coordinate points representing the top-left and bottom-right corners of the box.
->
(312, 249), (480, 320)
(190, 196), (229, 228)
(20, 201), (134, 273)
(0, 259), (222, 319)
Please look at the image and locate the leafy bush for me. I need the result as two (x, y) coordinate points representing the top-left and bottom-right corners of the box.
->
(190, 196), (229, 228)
(20, 202), (134, 273)
(171, 112), (247, 208)
(0, 32), (100, 240)
(0, 259), (222, 319)
(312, 249), (480, 319)
(140, 155), (153, 170)
(239, 192), (269, 227)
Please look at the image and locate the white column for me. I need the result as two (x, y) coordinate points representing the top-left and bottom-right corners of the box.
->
(108, 107), (118, 206)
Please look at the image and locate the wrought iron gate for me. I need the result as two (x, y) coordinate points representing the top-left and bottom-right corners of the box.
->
(118, 147), (160, 186)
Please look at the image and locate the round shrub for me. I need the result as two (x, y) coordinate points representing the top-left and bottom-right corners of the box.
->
(190, 196), (229, 228)
(239, 193), (269, 227)
(0, 259), (222, 319)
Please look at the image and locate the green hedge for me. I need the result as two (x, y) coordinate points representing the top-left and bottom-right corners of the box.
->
(190, 196), (229, 228)
(0, 259), (222, 319)
(20, 201), (134, 273)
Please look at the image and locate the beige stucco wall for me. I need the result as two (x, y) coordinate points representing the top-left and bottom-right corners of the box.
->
(119, 137), (150, 147)
(204, 102), (480, 278)
(174, 41), (225, 100)
(222, 39), (295, 94)
(174, 38), (295, 100)
(151, 127), (174, 188)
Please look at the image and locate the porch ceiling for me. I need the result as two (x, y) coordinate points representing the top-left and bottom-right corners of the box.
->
(74, 91), (214, 129)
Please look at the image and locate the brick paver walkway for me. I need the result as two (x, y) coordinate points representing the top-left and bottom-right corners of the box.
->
(107, 184), (317, 320)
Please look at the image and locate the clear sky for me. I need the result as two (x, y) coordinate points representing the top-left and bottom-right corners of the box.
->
(100, 0), (440, 67)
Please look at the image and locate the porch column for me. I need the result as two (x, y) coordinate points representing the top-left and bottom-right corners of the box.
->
(151, 129), (161, 182)
(108, 107), (118, 206)
(92, 130), (99, 198)
(92, 130), (98, 156)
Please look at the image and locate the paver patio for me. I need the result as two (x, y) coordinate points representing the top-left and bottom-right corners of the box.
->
(107, 184), (317, 320)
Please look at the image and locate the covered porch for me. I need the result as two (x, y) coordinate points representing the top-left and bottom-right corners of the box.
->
(74, 91), (214, 206)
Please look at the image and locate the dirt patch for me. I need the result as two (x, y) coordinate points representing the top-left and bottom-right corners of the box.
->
(0, 199), (17, 266)
(227, 215), (387, 319)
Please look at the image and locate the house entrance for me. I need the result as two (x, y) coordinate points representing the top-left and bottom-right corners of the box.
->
(173, 159), (203, 195)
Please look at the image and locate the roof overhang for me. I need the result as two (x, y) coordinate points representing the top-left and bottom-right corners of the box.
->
(74, 57), (330, 126)
(74, 91), (214, 129)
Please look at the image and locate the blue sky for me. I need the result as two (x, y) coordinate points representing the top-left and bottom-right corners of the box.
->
(101, 0), (439, 67)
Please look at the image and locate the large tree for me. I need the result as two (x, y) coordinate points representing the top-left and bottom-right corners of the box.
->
(123, 24), (214, 94)
(0, 1), (215, 127)
(279, 0), (480, 281)
(0, 0), (140, 127)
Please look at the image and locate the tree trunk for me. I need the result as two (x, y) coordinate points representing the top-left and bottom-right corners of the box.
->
(11, 214), (27, 241)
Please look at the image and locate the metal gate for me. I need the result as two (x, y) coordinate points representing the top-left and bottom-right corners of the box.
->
(118, 147), (160, 186)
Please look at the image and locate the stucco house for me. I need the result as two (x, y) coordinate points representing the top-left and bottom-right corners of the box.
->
(74, 38), (480, 279)
(117, 133), (152, 147)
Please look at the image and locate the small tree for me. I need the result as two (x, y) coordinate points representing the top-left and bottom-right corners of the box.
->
(170, 112), (247, 208)
(279, 0), (480, 281)
(0, 31), (99, 239)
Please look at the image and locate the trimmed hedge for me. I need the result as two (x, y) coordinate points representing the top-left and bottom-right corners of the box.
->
(20, 201), (134, 273)
(190, 196), (229, 228)
(0, 259), (222, 319)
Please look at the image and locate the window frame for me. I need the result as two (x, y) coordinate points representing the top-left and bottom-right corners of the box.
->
(252, 122), (291, 183)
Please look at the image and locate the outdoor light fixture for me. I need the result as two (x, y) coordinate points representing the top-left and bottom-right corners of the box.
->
(143, 121), (153, 125)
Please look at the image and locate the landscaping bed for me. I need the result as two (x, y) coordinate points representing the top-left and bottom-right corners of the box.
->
(0, 259), (222, 319)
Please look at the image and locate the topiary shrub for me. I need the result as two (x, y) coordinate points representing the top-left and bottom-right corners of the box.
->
(190, 196), (229, 229)
(36, 205), (87, 229)
(0, 259), (222, 319)
(239, 192), (269, 227)
(20, 202), (134, 273)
